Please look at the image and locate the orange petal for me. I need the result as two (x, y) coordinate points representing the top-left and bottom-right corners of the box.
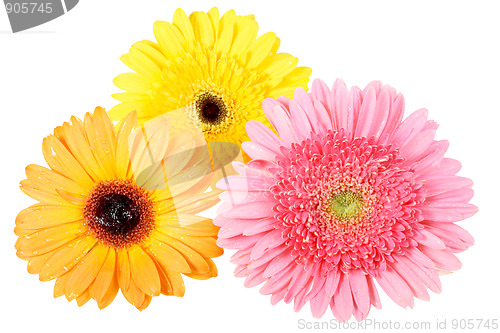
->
(42, 135), (94, 190)
(64, 243), (108, 299)
(39, 236), (97, 281)
(90, 248), (116, 302)
(15, 204), (83, 232)
(76, 289), (91, 307)
(185, 258), (218, 280)
(169, 234), (223, 258)
(117, 248), (131, 292)
(26, 253), (52, 274)
(145, 238), (190, 273)
(96, 274), (119, 310)
(121, 279), (145, 310)
(128, 246), (161, 296)
(15, 222), (85, 258)
(151, 231), (209, 274)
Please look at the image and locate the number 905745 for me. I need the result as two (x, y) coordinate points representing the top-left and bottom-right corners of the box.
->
(5, 2), (53, 14)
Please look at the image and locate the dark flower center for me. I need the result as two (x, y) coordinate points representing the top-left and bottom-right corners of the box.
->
(94, 193), (141, 235)
(195, 92), (227, 125)
(83, 180), (155, 248)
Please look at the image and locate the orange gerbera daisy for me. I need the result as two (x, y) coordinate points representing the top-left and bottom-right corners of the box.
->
(15, 107), (223, 310)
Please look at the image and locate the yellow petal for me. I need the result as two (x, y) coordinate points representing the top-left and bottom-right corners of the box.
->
(172, 8), (195, 45)
(190, 11), (214, 48)
(129, 47), (162, 82)
(39, 236), (97, 281)
(229, 17), (258, 60)
(128, 245), (161, 296)
(246, 32), (277, 68)
(132, 40), (167, 69)
(154, 20), (186, 59)
(206, 7), (220, 38)
(215, 14), (234, 55)
(109, 101), (146, 121)
(113, 73), (151, 93)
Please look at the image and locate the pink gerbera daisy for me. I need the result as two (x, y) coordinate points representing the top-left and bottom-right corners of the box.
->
(214, 79), (477, 321)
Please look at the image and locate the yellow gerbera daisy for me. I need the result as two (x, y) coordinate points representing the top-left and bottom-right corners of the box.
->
(110, 7), (311, 160)
(15, 107), (223, 310)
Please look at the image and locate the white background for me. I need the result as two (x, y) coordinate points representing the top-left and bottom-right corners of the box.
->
(1, 1), (498, 332)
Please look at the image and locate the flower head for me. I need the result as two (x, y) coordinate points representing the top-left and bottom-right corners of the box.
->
(110, 7), (311, 161)
(214, 79), (477, 321)
(16, 107), (223, 310)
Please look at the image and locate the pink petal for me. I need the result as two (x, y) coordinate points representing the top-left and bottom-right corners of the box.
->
(332, 79), (349, 131)
(381, 93), (405, 137)
(289, 100), (313, 141)
(251, 229), (287, 260)
(348, 269), (370, 314)
(284, 263), (315, 303)
(264, 104), (297, 146)
(222, 200), (275, 219)
(390, 259), (430, 301)
(248, 244), (288, 269)
(330, 273), (354, 322)
(241, 141), (277, 161)
(417, 229), (446, 249)
(263, 247), (298, 278)
(400, 129), (437, 163)
(368, 88), (390, 139)
(391, 108), (428, 147)
(260, 261), (294, 295)
(311, 79), (333, 114)
(366, 276), (382, 309)
(244, 264), (267, 288)
(419, 247), (462, 271)
(245, 120), (284, 156)
(400, 254), (442, 293)
(354, 85), (377, 138)
(375, 266), (414, 308)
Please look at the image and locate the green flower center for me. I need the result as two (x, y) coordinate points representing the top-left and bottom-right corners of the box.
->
(328, 191), (364, 220)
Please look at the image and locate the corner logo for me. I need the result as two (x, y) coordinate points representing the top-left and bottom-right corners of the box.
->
(4, 0), (78, 33)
